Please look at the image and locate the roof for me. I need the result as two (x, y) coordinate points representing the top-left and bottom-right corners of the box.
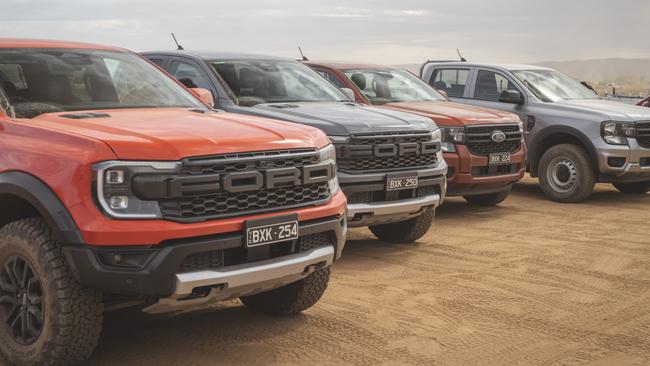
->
(422, 61), (552, 71)
(141, 49), (292, 61)
(0, 38), (124, 51)
(306, 61), (396, 70)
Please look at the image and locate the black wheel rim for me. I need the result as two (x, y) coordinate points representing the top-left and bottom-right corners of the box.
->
(0, 256), (44, 345)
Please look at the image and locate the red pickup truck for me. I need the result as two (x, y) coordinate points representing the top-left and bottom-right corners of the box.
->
(307, 62), (526, 205)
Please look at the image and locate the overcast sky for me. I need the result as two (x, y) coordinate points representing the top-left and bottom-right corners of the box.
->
(1, 0), (648, 64)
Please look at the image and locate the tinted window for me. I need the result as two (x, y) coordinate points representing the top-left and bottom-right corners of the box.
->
(0, 49), (203, 119)
(170, 61), (212, 90)
(342, 68), (444, 105)
(314, 68), (345, 88)
(209, 60), (347, 107)
(430, 69), (469, 97)
(474, 70), (517, 102)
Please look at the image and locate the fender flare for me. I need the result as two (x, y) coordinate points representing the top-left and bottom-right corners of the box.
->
(528, 125), (599, 177)
(0, 171), (84, 244)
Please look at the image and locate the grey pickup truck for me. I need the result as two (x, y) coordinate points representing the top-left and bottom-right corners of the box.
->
(143, 51), (448, 243)
(421, 62), (650, 202)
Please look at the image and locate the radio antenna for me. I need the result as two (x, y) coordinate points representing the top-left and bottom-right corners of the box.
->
(298, 46), (309, 61)
(457, 49), (467, 62)
(171, 33), (184, 50)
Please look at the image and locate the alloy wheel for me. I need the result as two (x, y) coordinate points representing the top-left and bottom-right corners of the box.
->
(0, 256), (44, 345)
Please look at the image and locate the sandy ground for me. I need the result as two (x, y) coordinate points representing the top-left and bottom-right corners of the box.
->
(9, 176), (650, 365)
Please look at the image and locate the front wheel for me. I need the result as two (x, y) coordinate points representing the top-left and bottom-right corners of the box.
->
(0, 219), (103, 366)
(613, 181), (650, 194)
(369, 207), (435, 243)
(538, 144), (595, 203)
(463, 187), (512, 206)
(241, 267), (330, 316)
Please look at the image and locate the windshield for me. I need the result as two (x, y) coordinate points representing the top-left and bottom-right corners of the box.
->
(343, 68), (445, 105)
(0, 48), (203, 119)
(512, 69), (598, 102)
(210, 59), (348, 107)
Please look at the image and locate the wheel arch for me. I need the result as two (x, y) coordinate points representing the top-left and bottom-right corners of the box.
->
(528, 126), (599, 177)
(0, 171), (84, 244)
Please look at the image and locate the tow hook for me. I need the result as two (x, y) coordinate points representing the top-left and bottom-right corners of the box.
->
(303, 261), (327, 274)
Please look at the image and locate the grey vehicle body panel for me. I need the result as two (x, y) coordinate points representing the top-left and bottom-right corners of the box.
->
(421, 62), (650, 182)
(143, 51), (447, 227)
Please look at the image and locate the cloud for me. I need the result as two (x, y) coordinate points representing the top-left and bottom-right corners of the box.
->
(0, 0), (648, 64)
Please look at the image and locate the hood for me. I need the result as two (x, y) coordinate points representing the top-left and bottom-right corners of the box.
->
(554, 99), (650, 122)
(31, 108), (328, 160)
(233, 102), (437, 135)
(381, 101), (520, 127)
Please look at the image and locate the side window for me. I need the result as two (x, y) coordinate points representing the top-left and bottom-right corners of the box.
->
(314, 68), (345, 88)
(430, 69), (469, 97)
(474, 70), (516, 102)
(169, 61), (212, 90)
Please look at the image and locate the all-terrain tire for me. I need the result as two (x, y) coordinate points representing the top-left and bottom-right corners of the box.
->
(613, 181), (650, 194)
(369, 207), (435, 243)
(463, 187), (512, 206)
(0, 218), (103, 366)
(241, 267), (330, 316)
(538, 144), (596, 203)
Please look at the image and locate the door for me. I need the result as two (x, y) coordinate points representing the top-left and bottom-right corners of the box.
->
(166, 59), (217, 105)
(466, 69), (529, 120)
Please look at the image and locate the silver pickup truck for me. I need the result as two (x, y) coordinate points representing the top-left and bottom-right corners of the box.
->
(420, 62), (650, 202)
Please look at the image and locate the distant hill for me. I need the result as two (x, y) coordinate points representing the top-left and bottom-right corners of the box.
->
(537, 58), (650, 85)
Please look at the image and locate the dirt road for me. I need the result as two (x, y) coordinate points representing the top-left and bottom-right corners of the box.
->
(73, 177), (650, 364)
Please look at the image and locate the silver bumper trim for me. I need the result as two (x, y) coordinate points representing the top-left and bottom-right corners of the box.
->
(347, 194), (440, 226)
(143, 246), (335, 314)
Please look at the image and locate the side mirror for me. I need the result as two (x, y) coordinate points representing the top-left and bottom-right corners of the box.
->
(190, 88), (215, 108)
(436, 89), (448, 98)
(339, 88), (356, 101)
(499, 90), (524, 105)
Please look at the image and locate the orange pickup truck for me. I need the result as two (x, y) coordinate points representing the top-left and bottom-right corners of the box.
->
(0, 39), (346, 365)
(308, 62), (526, 205)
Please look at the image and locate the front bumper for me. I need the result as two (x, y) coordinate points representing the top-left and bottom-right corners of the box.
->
(445, 144), (526, 196)
(593, 137), (650, 183)
(63, 214), (346, 305)
(339, 162), (447, 227)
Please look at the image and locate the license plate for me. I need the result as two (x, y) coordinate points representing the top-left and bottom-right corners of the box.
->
(245, 214), (299, 247)
(386, 173), (419, 191)
(489, 152), (511, 165)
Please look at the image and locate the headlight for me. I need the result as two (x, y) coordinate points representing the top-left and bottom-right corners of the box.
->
(601, 121), (635, 145)
(94, 161), (180, 219)
(440, 127), (465, 153)
(318, 144), (339, 194)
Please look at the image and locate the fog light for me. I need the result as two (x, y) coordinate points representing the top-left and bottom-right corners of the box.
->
(109, 196), (129, 209)
(607, 157), (626, 168)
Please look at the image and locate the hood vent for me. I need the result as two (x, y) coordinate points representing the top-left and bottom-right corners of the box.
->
(60, 112), (111, 119)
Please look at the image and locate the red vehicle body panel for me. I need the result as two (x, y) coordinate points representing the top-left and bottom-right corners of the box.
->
(307, 62), (526, 195)
(0, 41), (345, 247)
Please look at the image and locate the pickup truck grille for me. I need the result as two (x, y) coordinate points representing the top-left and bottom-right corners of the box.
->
(635, 121), (650, 149)
(465, 125), (522, 156)
(335, 132), (439, 172)
(158, 149), (331, 222)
